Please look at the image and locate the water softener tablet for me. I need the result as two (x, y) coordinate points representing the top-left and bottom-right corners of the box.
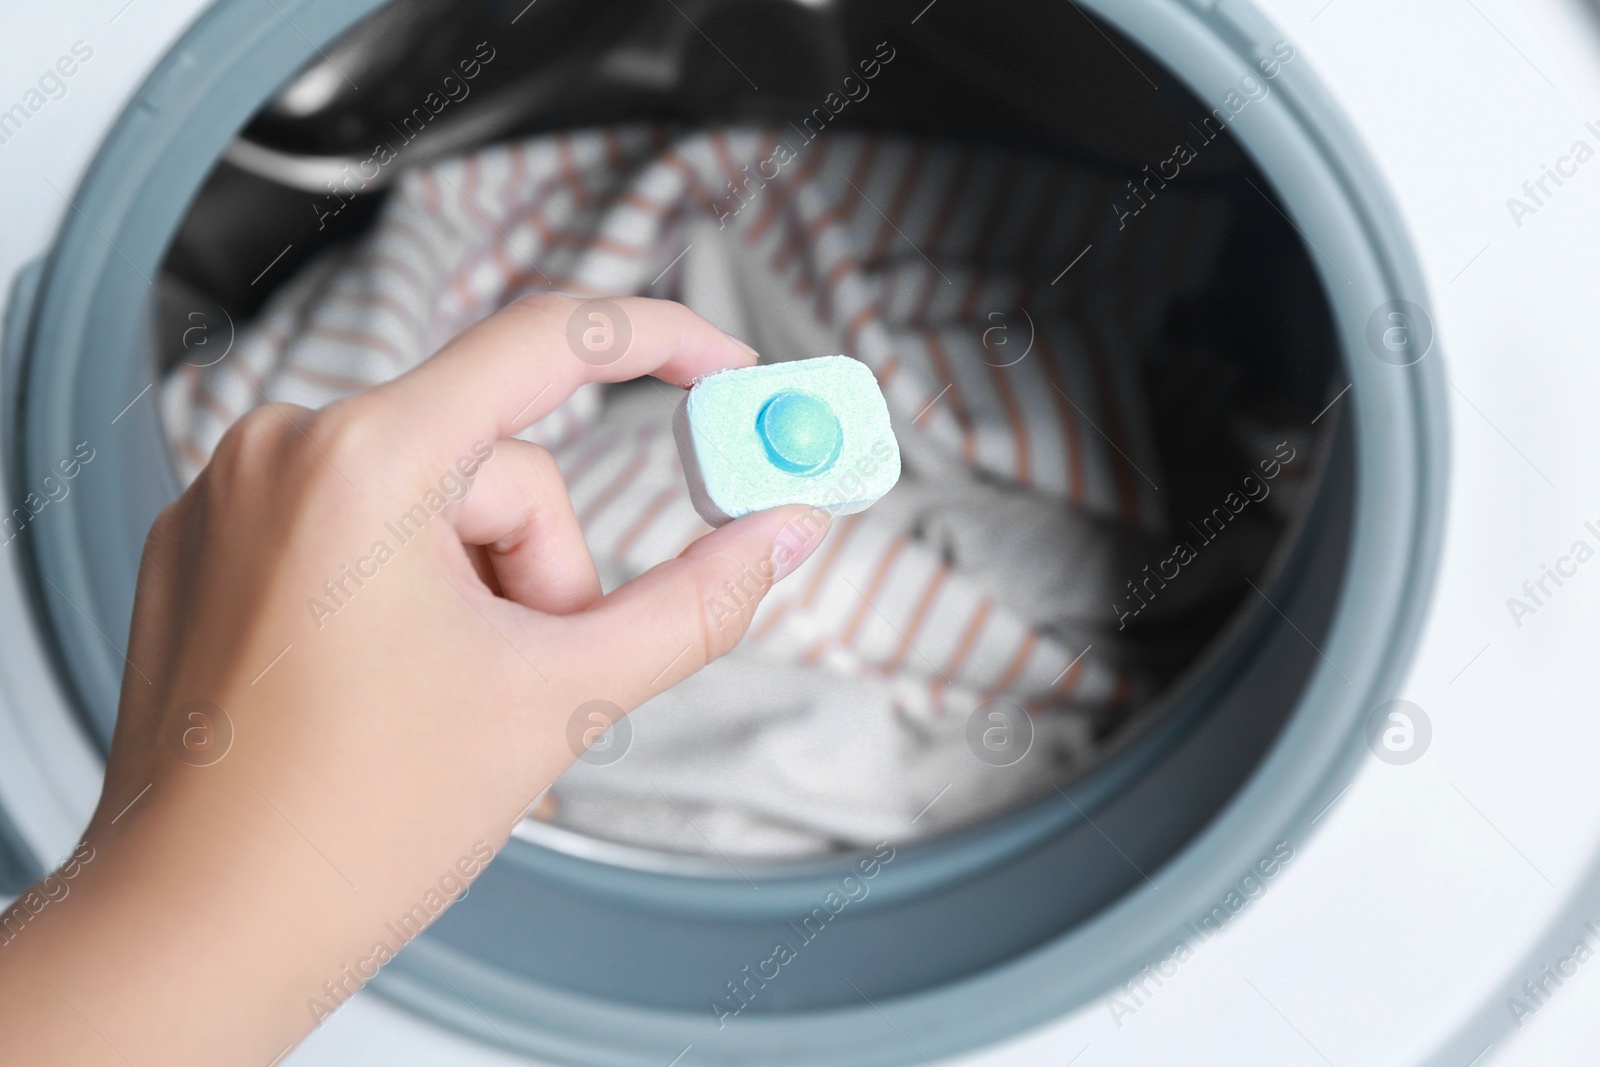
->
(675, 356), (901, 526)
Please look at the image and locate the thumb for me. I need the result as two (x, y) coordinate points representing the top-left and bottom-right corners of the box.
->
(563, 504), (832, 710)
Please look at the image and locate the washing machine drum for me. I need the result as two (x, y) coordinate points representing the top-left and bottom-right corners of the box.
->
(7, 0), (1442, 1063)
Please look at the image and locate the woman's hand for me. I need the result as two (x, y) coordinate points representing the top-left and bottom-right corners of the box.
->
(0, 295), (829, 1066)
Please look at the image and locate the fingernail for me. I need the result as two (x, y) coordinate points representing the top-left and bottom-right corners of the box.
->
(771, 507), (832, 582)
(721, 330), (760, 361)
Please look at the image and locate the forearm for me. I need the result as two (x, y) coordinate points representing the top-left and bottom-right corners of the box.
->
(0, 741), (505, 1065)
(0, 783), (355, 1064)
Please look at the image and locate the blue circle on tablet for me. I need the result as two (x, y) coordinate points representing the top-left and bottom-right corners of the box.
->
(757, 391), (842, 476)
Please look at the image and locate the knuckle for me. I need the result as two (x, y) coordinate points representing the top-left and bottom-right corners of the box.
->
(692, 587), (728, 667)
(506, 291), (577, 323)
(521, 442), (560, 483)
(303, 397), (382, 471)
(207, 400), (381, 500)
(207, 405), (288, 484)
(214, 404), (280, 458)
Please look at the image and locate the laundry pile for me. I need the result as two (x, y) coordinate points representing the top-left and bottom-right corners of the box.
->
(162, 125), (1240, 857)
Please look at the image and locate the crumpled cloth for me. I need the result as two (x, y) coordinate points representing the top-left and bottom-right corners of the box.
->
(162, 125), (1233, 857)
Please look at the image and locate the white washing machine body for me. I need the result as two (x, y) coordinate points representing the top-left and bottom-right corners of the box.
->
(3, 1), (1600, 1065)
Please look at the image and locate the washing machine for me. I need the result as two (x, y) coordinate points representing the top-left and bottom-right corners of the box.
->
(4, 0), (1600, 1064)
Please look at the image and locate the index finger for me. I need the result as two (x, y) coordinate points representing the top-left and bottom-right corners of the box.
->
(374, 294), (758, 461)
